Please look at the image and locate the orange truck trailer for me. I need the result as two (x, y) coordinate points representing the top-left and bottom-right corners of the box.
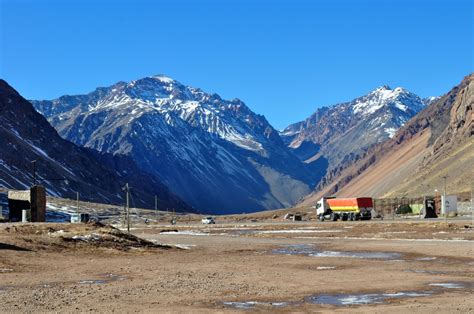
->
(315, 197), (373, 221)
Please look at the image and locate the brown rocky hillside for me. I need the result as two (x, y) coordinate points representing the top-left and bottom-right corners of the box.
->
(300, 74), (473, 206)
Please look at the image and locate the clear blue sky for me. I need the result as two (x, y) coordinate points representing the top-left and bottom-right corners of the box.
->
(1, 0), (472, 129)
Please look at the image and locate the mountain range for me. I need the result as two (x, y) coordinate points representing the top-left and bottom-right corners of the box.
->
(32, 75), (321, 213)
(281, 85), (429, 175)
(300, 74), (473, 206)
(1, 72), (470, 214)
(0, 80), (190, 212)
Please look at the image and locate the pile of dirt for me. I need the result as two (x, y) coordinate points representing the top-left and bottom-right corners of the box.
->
(0, 221), (173, 252)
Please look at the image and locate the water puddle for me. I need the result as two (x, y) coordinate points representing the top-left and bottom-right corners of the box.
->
(307, 291), (432, 305)
(405, 269), (448, 275)
(259, 229), (345, 234)
(416, 257), (437, 261)
(429, 282), (466, 289)
(222, 281), (471, 309)
(78, 273), (126, 285)
(159, 230), (210, 236)
(223, 301), (291, 309)
(78, 279), (107, 285)
(309, 251), (400, 260)
(273, 244), (401, 260)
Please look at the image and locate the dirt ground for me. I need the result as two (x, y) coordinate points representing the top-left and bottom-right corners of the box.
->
(0, 219), (473, 313)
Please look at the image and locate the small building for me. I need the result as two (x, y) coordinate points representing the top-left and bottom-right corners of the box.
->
(283, 213), (303, 221)
(7, 185), (46, 222)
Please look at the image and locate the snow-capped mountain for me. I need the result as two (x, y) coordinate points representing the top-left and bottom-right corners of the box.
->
(33, 75), (319, 213)
(300, 73), (473, 204)
(0, 79), (190, 211)
(281, 85), (427, 171)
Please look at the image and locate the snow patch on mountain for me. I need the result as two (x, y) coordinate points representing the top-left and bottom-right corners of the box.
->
(353, 86), (423, 115)
(384, 127), (397, 138)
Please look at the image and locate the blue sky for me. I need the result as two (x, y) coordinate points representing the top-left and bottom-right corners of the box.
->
(1, 0), (472, 129)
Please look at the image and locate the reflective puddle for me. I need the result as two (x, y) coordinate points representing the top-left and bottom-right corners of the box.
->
(222, 282), (472, 309)
(223, 301), (291, 309)
(405, 269), (448, 275)
(78, 279), (107, 285)
(78, 273), (126, 285)
(429, 282), (466, 289)
(307, 291), (432, 305)
(272, 244), (401, 260)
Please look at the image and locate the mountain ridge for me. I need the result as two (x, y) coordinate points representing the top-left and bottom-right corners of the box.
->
(33, 75), (320, 214)
(0, 79), (191, 212)
(299, 73), (473, 205)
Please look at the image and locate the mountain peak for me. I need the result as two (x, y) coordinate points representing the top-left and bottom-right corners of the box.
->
(150, 74), (175, 83)
(375, 85), (392, 91)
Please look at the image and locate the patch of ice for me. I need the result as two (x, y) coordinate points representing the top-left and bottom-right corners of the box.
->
(309, 250), (400, 260)
(173, 244), (197, 250)
(416, 257), (437, 261)
(159, 230), (210, 236)
(429, 282), (464, 289)
(259, 229), (344, 234)
(309, 291), (431, 306)
(72, 233), (102, 241)
(0, 269), (13, 273)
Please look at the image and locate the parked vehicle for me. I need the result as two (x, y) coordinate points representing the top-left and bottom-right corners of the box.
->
(201, 216), (215, 224)
(315, 197), (373, 221)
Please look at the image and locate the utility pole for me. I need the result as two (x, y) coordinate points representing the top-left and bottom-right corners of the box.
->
(471, 182), (473, 227)
(122, 183), (130, 233)
(441, 175), (448, 225)
(155, 195), (158, 220)
(76, 192), (79, 215)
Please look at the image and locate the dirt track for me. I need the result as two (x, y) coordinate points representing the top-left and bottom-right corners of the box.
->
(0, 220), (473, 313)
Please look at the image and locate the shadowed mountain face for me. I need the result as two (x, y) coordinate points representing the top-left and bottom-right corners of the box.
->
(299, 74), (473, 205)
(0, 80), (191, 212)
(33, 75), (321, 214)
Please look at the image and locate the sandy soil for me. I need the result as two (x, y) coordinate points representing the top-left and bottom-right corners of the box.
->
(0, 220), (473, 313)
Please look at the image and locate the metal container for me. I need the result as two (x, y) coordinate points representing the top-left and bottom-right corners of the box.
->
(70, 213), (80, 223)
(71, 213), (90, 223)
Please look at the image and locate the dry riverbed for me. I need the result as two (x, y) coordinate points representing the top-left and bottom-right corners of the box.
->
(0, 220), (472, 313)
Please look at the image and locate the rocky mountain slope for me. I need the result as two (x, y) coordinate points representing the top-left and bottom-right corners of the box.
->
(33, 75), (320, 213)
(0, 80), (190, 211)
(281, 86), (427, 173)
(300, 74), (473, 206)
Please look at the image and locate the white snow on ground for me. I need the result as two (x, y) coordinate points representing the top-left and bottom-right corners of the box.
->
(72, 233), (102, 241)
(294, 236), (472, 242)
(316, 266), (336, 270)
(416, 257), (437, 261)
(259, 229), (345, 234)
(159, 230), (210, 236)
(429, 283), (464, 289)
(149, 239), (197, 250)
(172, 244), (197, 250)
